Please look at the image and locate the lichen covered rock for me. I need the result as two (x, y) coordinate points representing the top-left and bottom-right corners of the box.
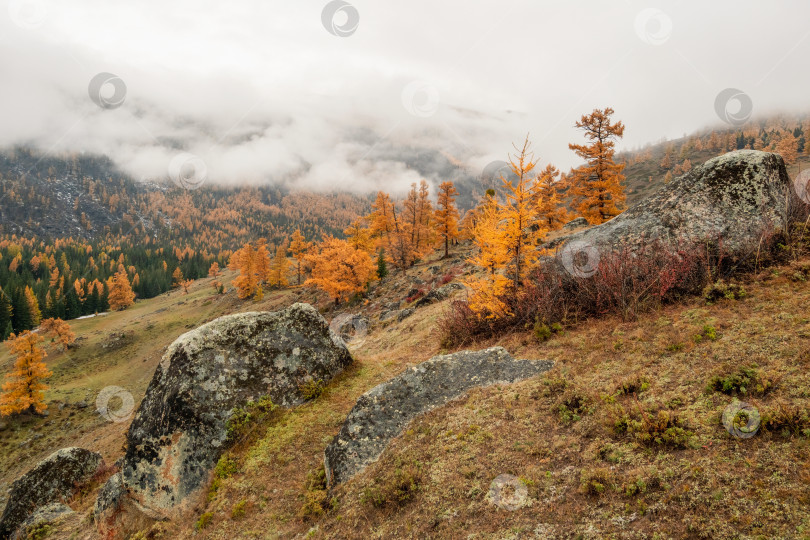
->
(95, 303), (352, 536)
(0, 447), (102, 539)
(324, 347), (552, 486)
(553, 150), (790, 256)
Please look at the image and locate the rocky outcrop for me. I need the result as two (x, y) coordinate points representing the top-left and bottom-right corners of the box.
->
(562, 216), (589, 230)
(0, 447), (103, 539)
(324, 347), (553, 486)
(95, 303), (352, 537)
(553, 151), (790, 259)
(414, 282), (466, 307)
(397, 308), (415, 321)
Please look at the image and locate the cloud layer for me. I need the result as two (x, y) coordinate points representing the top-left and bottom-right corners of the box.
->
(1, 0), (809, 193)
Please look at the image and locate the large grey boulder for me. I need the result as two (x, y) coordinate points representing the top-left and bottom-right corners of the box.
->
(95, 303), (352, 537)
(553, 151), (790, 259)
(0, 447), (103, 539)
(324, 347), (553, 486)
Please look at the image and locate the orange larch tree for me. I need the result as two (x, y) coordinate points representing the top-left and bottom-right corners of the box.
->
(435, 181), (460, 258)
(269, 242), (290, 288)
(305, 237), (376, 304)
(368, 192), (395, 255)
(535, 164), (570, 231)
(289, 229), (309, 286)
(107, 269), (136, 311)
(171, 267), (184, 288)
(40, 318), (76, 351)
(208, 262), (220, 277)
(0, 331), (52, 416)
(499, 137), (546, 289)
(568, 107), (627, 224)
(254, 238), (273, 285)
(25, 286), (41, 327)
(181, 279), (193, 294)
(231, 243), (259, 300)
(344, 218), (374, 253)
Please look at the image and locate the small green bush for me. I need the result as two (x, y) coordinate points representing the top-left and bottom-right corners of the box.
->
(762, 402), (810, 437)
(703, 280), (745, 303)
(300, 465), (333, 518)
(195, 512), (213, 530)
(360, 460), (422, 508)
(613, 406), (694, 449)
(299, 378), (326, 400)
(231, 500), (247, 519)
(226, 396), (278, 442)
(579, 468), (614, 496)
(557, 391), (591, 424)
(616, 375), (649, 396)
(707, 366), (772, 396)
(534, 322), (552, 342)
(25, 523), (53, 540)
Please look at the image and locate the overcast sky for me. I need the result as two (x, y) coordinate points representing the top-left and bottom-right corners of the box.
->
(1, 0), (808, 193)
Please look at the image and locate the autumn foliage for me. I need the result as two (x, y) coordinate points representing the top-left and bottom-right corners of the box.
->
(465, 137), (554, 317)
(0, 331), (51, 416)
(107, 269), (136, 311)
(567, 107), (627, 224)
(40, 317), (76, 350)
(435, 181), (460, 258)
(305, 237), (376, 304)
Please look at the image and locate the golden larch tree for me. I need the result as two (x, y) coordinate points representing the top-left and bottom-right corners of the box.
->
(171, 267), (184, 288)
(25, 286), (41, 327)
(40, 318), (76, 351)
(435, 181), (460, 258)
(344, 219), (375, 253)
(368, 192), (395, 254)
(289, 229), (308, 286)
(269, 242), (290, 288)
(775, 132), (798, 165)
(305, 237), (376, 304)
(0, 331), (52, 416)
(231, 243), (259, 300)
(465, 193), (511, 318)
(208, 262), (220, 277)
(107, 269), (136, 311)
(254, 239), (273, 285)
(535, 164), (570, 231)
(568, 107), (627, 224)
(500, 137), (546, 289)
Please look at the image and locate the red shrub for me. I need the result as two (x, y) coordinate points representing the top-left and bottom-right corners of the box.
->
(441, 227), (789, 348)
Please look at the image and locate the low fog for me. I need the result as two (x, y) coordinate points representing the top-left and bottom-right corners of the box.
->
(1, 0), (809, 193)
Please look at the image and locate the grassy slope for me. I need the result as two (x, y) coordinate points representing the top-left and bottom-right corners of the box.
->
(3, 242), (810, 538)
